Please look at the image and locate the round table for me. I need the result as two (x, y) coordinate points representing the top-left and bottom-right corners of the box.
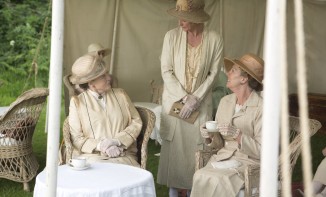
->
(34, 162), (156, 197)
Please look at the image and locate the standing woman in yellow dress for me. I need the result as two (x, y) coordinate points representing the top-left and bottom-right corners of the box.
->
(157, 0), (224, 196)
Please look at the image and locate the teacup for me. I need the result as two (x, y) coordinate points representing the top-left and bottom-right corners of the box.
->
(69, 157), (86, 168)
(206, 121), (218, 131)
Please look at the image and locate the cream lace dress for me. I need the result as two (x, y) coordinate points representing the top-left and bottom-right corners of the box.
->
(157, 40), (205, 189)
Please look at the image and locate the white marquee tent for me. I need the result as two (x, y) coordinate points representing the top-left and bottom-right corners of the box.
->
(63, 0), (326, 102)
(45, 0), (326, 196)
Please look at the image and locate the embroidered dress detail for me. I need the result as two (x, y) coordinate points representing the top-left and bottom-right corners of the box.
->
(185, 40), (203, 93)
(89, 90), (106, 109)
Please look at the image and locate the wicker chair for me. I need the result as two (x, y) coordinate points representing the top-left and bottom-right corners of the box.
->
(0, 88), (49, 191)
(195, 116), (322, 197)
(150, 80), (163, 105)
(59, 106), (155, 170)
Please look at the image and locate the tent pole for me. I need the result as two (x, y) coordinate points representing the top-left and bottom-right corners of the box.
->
(294, 0), (314, 196)
(219, 0), (223, 37)
(260, 0), (286, 196)
(109, 0), (120, 74)
(45, 0), (64, 196)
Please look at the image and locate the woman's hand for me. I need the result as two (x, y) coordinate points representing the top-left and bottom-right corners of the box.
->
(184, 95), (200, 109)
(99, 139), (120, 153)
(179, 95), (200, 119)
(200, 123), (211, 138)
(179, 105), (193, 119)
(105, 146), (123, 158)
(218, 123), (241, 139)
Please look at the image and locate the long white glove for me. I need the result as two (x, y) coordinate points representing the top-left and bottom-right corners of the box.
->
(200, 123), (210, 138)
(218, 123), (240, 139)
(105, 145), (123, 158)
(179, 95), (200, 119)
(99, 139), (120, 153)
(179, 105), (193, 119)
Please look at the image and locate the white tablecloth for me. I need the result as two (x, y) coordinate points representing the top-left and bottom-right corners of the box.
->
(33, 163), (156, 197)
(134, 102), (162, 145)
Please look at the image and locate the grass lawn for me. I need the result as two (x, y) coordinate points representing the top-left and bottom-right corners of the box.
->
(0, 89), (325, 196)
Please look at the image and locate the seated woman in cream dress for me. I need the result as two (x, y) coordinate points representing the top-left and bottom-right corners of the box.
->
(191, 54), (264, 197)
(68, 52), (142, 167)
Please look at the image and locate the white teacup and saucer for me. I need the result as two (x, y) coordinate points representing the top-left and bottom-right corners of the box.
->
(205, 121), (219, 133)
(68, 157), (90, 171)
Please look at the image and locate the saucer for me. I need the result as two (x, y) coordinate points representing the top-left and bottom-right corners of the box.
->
(68, 163), (91, 171)
(207, 128), (219, 133)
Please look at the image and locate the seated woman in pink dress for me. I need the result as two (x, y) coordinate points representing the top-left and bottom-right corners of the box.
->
(68, 52), (142, 167)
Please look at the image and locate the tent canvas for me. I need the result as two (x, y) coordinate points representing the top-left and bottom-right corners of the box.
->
(44, 0), (326, 196)
(63, 0), (326, 107)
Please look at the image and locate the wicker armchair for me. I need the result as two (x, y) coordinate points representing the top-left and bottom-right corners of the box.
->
(135, 106), (156, 169)
(150, 80), (163, 105)
(195, 116), (322, 197)
(59, 106), (155, 169)
(0, 88), (48, 191)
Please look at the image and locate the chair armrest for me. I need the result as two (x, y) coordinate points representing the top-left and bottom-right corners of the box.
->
(244, 164), (260, 197)
(58, 117), (73, 165)
(195, 148), (218, 171)
(136, 107), (156, 169)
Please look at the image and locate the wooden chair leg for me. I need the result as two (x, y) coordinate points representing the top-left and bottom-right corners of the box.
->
(23, 182), (30, 192)
(21, 158), (30, 192)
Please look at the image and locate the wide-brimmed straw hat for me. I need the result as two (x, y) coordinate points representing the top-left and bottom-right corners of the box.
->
(167, 0), (210, 23)
(69, 54), (107, 85)
(224, 53), (264, 84)
(87, 43), (111, 57)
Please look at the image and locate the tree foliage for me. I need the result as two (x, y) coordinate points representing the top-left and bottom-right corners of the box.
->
(0, 0), (51, 92)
